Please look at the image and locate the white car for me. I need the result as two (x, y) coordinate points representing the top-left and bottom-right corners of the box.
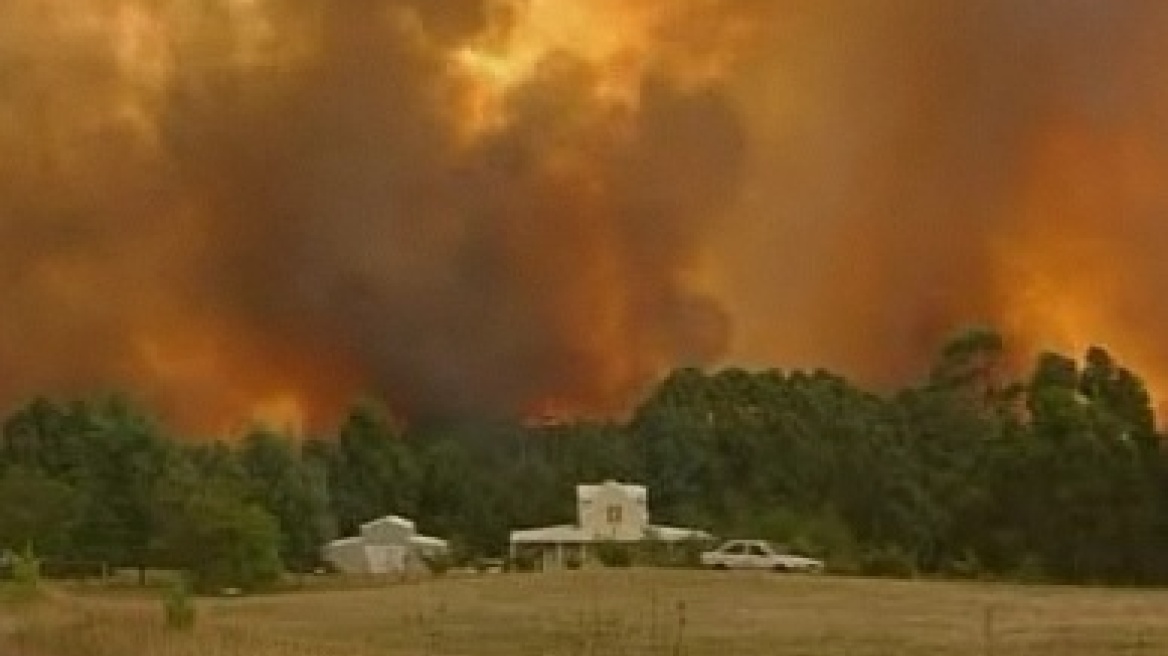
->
(700, 540), (824, 573)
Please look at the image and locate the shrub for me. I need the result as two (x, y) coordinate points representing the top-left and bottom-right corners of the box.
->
(163, 578), (196, 631)
(472, 557), (506, 574)
(945, 550), (985, 580)
(508, 548), (540, 572)
(860, 544), (917, 578)
(9, 544), (43, 602)
(40, 560), (108, 580)
(157, 491), (283, 594)
(594, 542), (634, 568)
(1014, 554), (1048, 584)
(422, 552), (453, 576)
(639, 536), (709, 569)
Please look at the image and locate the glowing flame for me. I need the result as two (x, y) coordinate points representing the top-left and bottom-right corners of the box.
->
(131, 320), (361, 437)
(454, 0), (651, 86)
(450, 0), (650, 135)
(248, 392), (307, 436)
(448, 0), (749, 136)
(996, 120), (1168, 404)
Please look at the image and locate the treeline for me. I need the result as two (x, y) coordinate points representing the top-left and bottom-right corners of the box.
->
(1, 328), (1166, 588)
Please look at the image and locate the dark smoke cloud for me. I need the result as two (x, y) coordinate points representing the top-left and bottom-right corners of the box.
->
(3, 0), (1168, 431)
(0, 0), (744, 428)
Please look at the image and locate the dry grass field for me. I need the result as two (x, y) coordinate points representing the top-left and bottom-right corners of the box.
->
(4, 570), (1168, 656)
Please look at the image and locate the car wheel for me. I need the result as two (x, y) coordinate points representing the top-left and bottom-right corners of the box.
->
(772, 564), (790, 573)
(713, 564), (728, 570)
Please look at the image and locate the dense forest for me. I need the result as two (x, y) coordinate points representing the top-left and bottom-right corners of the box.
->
(2, 328), (1165, 590)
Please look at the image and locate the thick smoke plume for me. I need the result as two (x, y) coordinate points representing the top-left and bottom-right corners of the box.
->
(722, 1), (1168, 398)
(2, 1), (1167, 433)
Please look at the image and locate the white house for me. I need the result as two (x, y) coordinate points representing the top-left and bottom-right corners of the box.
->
(509, 480), (712, 570)
(323, 515), (450, 575)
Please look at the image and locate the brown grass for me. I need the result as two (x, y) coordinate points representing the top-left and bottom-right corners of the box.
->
(4, 570), (1168, 655)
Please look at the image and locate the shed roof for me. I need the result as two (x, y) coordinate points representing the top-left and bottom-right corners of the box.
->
(409, 535), (449, 549)
(360, 515), (416, 532)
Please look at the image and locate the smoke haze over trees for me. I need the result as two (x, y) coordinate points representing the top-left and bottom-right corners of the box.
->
(3, 1), (1168, 431)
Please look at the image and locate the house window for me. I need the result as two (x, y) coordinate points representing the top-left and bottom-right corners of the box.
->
(606, 505), (623, 524)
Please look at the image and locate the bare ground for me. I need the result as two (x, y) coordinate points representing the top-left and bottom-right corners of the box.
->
(4, 570), (1168, 655)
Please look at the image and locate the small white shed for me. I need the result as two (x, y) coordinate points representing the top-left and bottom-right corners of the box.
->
(323, 515), (449, 575)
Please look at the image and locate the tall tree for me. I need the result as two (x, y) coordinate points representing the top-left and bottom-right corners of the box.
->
(156, 487), (282, 593)
(314, 403), (419, 534)
(239, 429), (335, 572)
(66, 398), (177, 577)
(0, 466), (77, 555)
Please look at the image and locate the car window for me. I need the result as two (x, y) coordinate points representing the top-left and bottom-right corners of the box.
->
(748, 544), (767, 557)
(724, 543), (746, 555)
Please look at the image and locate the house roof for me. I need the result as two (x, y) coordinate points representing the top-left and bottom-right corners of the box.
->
(510, 525), (592, 544)
(577, 480), (647, 504)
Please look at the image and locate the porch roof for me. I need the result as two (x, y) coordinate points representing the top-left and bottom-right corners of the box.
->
(509, 525), (592, 544)
(648, 525), (716, 542)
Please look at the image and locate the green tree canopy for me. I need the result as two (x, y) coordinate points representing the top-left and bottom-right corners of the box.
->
(0, 466), (77, 555)
(157, 488), (282, 593)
